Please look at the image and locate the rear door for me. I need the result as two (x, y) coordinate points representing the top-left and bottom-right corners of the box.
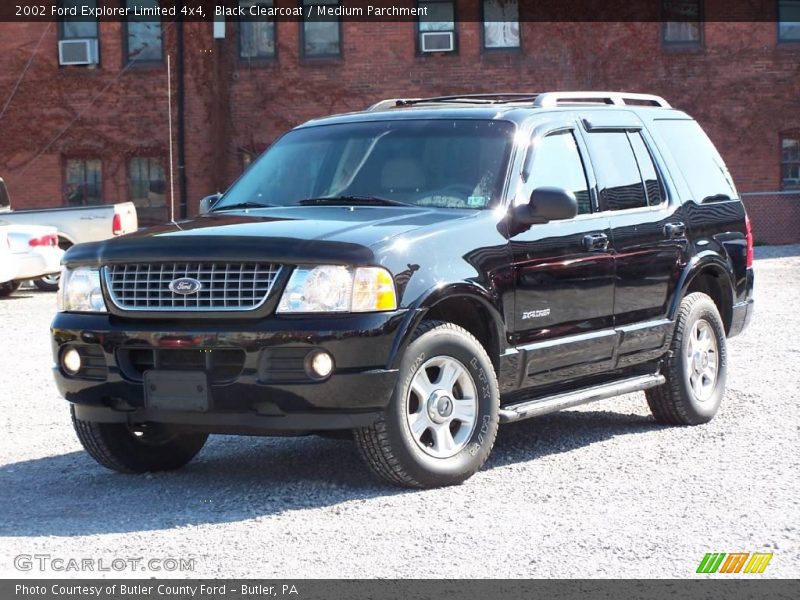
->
(508, 121), (616, 389)
(579, 113), (687, 367)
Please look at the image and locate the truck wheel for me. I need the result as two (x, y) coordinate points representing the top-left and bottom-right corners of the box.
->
(646, 292), (727, 425)
(34, 274), (60, 292)
(0, 281), (21, 297)
(354, 321), (499, 488)
(71, 406), (208, 473)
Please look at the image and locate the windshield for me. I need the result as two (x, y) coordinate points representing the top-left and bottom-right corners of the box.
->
(215, 119), (515, 211)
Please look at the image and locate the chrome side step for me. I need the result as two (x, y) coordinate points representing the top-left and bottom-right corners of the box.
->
(498, 374), (665, 423)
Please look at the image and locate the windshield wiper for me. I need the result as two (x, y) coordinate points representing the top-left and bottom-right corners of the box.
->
(212, 201), (276, 211)
(297, 195), (414, 208)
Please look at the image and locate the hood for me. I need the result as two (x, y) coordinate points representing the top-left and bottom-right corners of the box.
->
(64, 205), (473, 267)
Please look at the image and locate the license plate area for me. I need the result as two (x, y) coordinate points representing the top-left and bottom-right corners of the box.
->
(144, 370), (210, 412)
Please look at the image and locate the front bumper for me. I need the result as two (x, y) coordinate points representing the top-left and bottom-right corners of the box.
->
(52, 310), (409, 434)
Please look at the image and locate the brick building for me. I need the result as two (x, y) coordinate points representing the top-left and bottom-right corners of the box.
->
(0, 1), (799, 242)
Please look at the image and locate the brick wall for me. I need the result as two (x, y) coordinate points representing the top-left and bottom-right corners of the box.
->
(0, 12), (798, 240)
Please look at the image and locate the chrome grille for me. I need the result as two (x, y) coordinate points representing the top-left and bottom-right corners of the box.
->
(104, 263), (281, 312)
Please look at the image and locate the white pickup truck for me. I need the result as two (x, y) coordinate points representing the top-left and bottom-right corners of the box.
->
(0, 177), (138, 290)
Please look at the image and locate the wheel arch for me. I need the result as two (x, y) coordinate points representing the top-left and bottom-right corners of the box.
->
(670, 254), (735, 335)
(56, 233), (76, 250)
(388, 283), (506, 371)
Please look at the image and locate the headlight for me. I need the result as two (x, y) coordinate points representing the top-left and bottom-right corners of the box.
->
(57, 267), (107, 313)
(277, 265), (397, 313)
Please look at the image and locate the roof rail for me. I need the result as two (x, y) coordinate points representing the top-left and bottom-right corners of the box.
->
(366, 93), (541, 111)
(366, 91), (671, 112)
(533, 91), (671, 108)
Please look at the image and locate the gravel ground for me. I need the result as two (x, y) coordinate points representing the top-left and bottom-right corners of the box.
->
(0, 246), (798, 579)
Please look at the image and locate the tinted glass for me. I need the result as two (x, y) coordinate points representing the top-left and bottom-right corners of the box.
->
(303, 0), (340, 56)
(126, 0), (163, 62)
(483, 0), (520, 48)
(419, 0), (455, 32)
(782, 137), (800, 188)
(585, 132), (647, 211)
(654, 119), (737, 201)
(526, 131), (591, 214)
(240, 1), (275, 58)
(779, 0), (800, 41)
(65, 159), (102, 206)
(217, 120), (515, 210)
(61, 0), (98, 39)
(628, 132), (664, 206)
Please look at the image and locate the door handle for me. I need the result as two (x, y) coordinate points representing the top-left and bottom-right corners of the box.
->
(582, 233), (609, 251)
(664, 222), (686, 239)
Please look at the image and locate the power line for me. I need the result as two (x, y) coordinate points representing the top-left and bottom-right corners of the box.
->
(0, 22), (53, 124)
(17, 20), (177, 178)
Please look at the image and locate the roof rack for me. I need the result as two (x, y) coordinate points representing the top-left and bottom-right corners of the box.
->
(366, 91), (671, 112)
(533, 91), (671, 108)
(366, 93), (541, 112)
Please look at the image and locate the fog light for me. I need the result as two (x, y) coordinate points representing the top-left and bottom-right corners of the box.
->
(62, 347), (82, 375)
(307, 350), (334, 379)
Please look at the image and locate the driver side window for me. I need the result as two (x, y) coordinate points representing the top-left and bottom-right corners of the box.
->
(523, 130), (592, 215)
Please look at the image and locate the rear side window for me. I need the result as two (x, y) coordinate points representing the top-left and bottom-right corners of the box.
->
(584, 131), (648, 211)
(628, 132), (665, 206)
(653, 119), (737, 202)
(526, 131), (591, 214)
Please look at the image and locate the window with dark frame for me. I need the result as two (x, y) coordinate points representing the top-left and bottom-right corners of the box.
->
(239, 0), (276, 59)
(124, 0), (163, 64)
(64, 159), (102, 207)
(661, 0), (703, 46)
(628, 132), (666, 206)
(482, 0), (520, 50)
(584, 132), (649, 212)
(129, 157), (166, 211)
(782, 135), (800, 189)
(301, 0), (341, 58)
(59, 0), (98, 40)
(778, 0), (800, 41)
(418, 0), (457, 53)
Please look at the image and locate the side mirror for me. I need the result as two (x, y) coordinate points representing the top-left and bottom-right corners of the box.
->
(198, 193), (222, 215)
(513, 186), (577, 225)
(0, 177), (10, 210)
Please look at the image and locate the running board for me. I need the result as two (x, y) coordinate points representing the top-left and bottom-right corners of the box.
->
(498, 374), (665, 423)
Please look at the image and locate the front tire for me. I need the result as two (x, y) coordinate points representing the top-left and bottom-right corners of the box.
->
(354, 321), (499, 488)
(646, 292), (727, 425)
(71, 406), (208, 473)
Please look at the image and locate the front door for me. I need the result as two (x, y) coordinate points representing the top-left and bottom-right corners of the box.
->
(509, 125), (616, 390)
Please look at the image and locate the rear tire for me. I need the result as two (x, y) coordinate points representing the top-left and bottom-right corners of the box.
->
(0, 281), (21, 297)
(354, 321), (499, 488)
(647, 292), (727, 425)
(71, 406), (208, 473)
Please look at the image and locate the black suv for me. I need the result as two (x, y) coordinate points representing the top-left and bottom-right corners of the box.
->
(53, 92), (754, 488)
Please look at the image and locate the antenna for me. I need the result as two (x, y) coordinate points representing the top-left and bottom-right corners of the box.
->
(167, 54), (176, 223)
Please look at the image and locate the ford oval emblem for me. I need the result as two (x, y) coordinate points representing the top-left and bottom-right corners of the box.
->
(168, 277), (202, 295)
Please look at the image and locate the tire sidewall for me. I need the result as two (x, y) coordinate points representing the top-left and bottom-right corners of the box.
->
(676, 298), (727, 420)
(385, 327), (498, 485)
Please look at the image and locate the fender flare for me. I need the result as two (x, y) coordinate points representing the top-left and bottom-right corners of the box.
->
(668, 251), (735, 322)
(386, 282), (506, 370)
